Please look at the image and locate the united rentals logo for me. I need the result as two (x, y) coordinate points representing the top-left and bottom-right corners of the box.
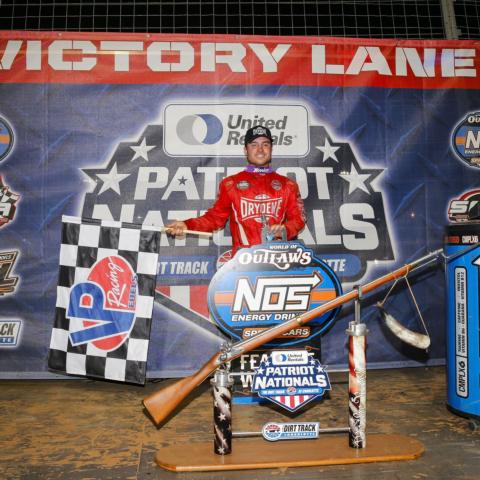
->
(252, 350), (330, 412)
(163, 103), (308, 157)
(0, 250), (20, 296)
(207, 241), (342, 345)
(452, 112), (480, 168)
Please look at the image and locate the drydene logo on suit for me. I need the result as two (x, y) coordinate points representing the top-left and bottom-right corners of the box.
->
(67, 256), (137, 352)
(240, 196), (283, 221)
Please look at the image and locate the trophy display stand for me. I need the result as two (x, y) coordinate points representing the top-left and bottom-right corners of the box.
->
(155, 288), (424, 472)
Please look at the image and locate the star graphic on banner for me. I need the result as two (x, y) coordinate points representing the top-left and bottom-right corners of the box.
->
(96, 163), (130, 195)
(130, 137), (155, 162)
(316, 138), (340, 162)
(338, 164), (371, 195)
(178, 176), (187, 185)
(256, 367), (264, 375)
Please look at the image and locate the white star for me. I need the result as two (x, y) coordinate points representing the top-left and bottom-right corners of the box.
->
(338, 164), (371, 195)
(218, 413), (227, 421)
(130, 137), (155, 162)
(316, 138), (340, 162)
(97, 163), (130, 195)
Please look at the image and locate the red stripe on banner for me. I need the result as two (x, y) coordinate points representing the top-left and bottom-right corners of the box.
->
(189, 285), (209, 318)
(1, 31), (479, 90)
(156, 286), (170, 296)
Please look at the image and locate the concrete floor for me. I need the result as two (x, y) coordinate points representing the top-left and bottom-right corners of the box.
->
(1, 366), (479, 479)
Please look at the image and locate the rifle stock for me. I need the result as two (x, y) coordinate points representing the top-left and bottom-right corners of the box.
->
(143, 352), (221, 424)
(143, 249), (442, 425)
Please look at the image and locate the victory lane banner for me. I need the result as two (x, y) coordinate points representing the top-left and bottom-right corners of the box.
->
(2, 31), (480, 379)
(48, 215), (161, 384)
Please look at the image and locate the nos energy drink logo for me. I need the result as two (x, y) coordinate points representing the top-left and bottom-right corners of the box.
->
(207, 241), (342, 346)
(163, 103), (309, 157)
(452, 112), (480, 168)
(67, 256), (137, 352)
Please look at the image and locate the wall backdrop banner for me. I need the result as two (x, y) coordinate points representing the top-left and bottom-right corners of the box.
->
(1, 31), (480, 379)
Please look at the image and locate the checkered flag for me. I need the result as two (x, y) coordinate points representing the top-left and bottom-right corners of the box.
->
(48, 215), (161, 384)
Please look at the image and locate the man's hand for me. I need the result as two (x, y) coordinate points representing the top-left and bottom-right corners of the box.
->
(269, 224), (286, 239)
(165, 220), (187, 236)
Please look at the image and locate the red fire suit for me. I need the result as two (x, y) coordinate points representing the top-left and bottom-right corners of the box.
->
(185, 169), (306, 254)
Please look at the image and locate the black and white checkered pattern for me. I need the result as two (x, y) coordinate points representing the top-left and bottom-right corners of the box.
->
(48, 215), (161, 385)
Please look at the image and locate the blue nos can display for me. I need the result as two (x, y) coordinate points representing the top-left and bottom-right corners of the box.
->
(445, 226), (480, 420)
(207, 241), (342, 346)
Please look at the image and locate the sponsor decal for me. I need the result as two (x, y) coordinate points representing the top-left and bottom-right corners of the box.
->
(67, 255), (138, 351)
(236, 181), (250, 190)
(163, 103), (309, 157)
(207, 241), (342, 346)
(240, 195), (283, 222)
(262, 422), (320, 441)
(216, 250), (234, 270)
(252, 349), (331, 412)
(447, 189), (480, 222)
(0, 175), (20, 227)
(157, 255), (214, 280)
(454, 266), (468, 398)
(0, 117), (14, 162)
(452, 112), (480, 168)
(271, 179), (282, 191)
(0, 250), (20, 296)
(0, 319), (22, 346)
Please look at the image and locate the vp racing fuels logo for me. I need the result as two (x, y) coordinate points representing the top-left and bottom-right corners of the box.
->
(67, 256), (137, 352)
(452, 112), (480, 168)
(207, 242), (342, 346)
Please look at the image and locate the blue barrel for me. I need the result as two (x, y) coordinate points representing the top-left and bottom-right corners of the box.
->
(445, 225), (480, 420)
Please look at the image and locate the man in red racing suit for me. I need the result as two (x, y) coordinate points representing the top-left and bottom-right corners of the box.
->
(166, 125), (305, 254)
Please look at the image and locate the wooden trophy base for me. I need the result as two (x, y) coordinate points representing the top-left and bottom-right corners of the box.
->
(155, 433), (424, 472)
